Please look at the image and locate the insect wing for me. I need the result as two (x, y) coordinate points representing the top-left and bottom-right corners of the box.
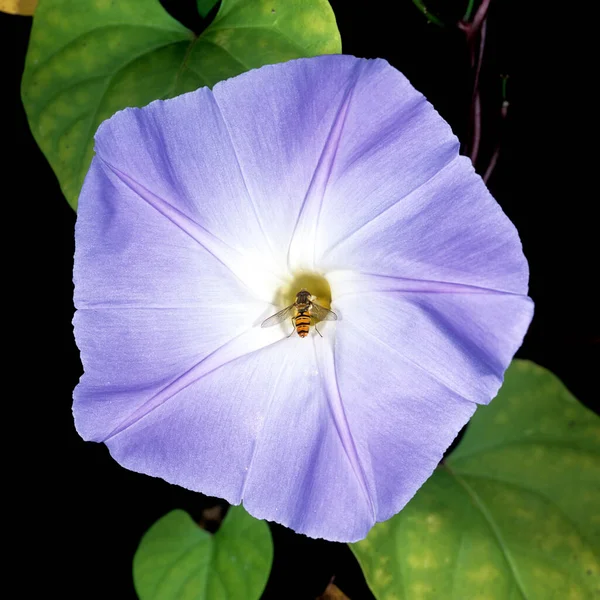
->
(310, 302), (338, 322)
(261, 304), (296, 328)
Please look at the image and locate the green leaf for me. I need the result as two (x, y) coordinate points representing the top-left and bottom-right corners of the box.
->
(21, 0), (341, 209)
(133, 506), (273, 600)
(197, 0), (219, 18)
(351, 360), (600, 600)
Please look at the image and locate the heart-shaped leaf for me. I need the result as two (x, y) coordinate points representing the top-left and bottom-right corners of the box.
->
(197, 0), (218, 18)
(351, 360), (599, 600)
(21, 0), (341, 208)
(134, 506), (273, 600)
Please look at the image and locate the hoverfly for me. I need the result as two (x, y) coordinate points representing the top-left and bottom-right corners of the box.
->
(261, 288), (337, 337)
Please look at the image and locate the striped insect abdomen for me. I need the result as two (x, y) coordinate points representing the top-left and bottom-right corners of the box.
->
(294, 311), (311, 337)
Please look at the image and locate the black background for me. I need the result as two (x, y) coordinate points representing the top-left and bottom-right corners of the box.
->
(5, 0), (597, 598)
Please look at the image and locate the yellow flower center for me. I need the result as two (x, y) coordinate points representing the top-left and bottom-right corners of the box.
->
(275, 271), (333, 311)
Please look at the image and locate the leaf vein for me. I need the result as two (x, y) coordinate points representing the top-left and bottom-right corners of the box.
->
(452, 470), (599, 553)
(444, 464), (531, 600)
(29, 24), (189, 75)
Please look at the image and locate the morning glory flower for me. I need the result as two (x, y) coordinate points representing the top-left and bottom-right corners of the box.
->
(73, 55), (533, 542)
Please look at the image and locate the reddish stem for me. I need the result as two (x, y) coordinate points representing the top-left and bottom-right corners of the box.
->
(469, 19), (487, 164)
(483, 99), (509, 183)
(459, 0), (491, 167)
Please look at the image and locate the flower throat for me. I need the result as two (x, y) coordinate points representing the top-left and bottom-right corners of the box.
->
(261, 272), (336, 337)
(276, 271), (332, 311)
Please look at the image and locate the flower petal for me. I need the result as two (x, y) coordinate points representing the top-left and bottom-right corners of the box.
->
(91, 56), (366, 278)
(309, 58), (460, 265)
(330, 281), (534, 405)
(102, 336), (374, 542)
(208, 55), (391, 272)
(73, 158), (279, 440)
(326, 307), (480, 524)
(74, 158), (268, 309)
(321, 156), (528, 294)
(92, 88), (285, 298)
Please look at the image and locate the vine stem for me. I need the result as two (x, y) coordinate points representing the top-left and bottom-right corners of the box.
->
(459, 0), (492, 166)
(483, 81), (509, 183)
(470, 19), (486, 165)
(411, 0), (446, 27)
(463, 0), (476, 21)
(471, 0), (491, 36)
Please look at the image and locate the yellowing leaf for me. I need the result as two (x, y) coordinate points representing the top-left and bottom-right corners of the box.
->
(21, 0), (341, 208)
(351, 361), (600, 600)
(0, 0), (37, 16)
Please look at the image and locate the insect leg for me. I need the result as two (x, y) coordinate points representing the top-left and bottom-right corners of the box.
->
(287, 318), (296, 337)
(314, 322), (323, 337)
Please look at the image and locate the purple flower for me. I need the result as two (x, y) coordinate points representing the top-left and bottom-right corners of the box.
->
(73, 55), (533, 542)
